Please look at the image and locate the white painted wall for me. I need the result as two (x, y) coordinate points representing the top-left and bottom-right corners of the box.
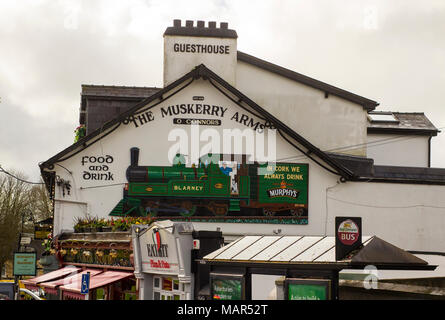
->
(47, 79), (445, 255)
(235, 60), (369, 157)
(50, 79), (338, 235)
(326, 181), (445, 252)
(164, 35), (237, 87)
(367, 133), (429, 167)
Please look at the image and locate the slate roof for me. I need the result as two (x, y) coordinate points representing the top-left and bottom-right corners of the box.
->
(367, 111), (439, 136)
(329, 153), (445, 185)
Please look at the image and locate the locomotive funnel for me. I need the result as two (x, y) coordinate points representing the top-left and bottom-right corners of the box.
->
(130, 147), (140, 166)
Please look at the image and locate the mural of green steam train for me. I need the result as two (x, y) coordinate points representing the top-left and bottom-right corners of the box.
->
(110, 147), (308, 223)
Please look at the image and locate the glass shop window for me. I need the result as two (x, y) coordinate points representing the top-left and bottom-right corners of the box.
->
(154, 277), (160, 288)
(153, 276), (184, 300)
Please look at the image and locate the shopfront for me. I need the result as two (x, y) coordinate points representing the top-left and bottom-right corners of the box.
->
(202, 235), (436, 300)
(132, 220), (194, 300)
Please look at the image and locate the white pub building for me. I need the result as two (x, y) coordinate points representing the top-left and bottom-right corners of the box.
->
(38, 20), (445, 300)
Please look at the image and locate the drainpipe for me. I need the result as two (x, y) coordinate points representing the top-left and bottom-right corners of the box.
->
(428, 135), (432, 168)
(131, 225), (145, 299)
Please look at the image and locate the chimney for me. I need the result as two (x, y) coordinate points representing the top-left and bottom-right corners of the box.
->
(163, 19), (238, 87)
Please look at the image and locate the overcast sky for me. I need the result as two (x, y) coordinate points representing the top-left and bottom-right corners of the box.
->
(1, 0), (444, 182)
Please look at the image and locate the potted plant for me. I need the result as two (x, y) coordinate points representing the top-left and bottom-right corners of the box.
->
(40, 233), (55, 266)
(97, 218), (112, 232)
(73, 217), (86, 233)
(83, 216), (97, 233)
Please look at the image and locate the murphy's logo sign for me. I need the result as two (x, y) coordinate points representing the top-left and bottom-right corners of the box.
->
(267, 181), (300, 199)
(147, 228), (168, 258)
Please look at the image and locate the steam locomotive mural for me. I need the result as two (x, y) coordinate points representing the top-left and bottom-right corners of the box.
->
(110, 147), (309, 223)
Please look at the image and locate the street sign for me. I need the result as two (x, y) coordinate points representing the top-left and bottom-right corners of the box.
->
(20, 237), (32, 245)
(335, 216), (362, 261)
(80, 272), (90, 295)
(13, 252), (36, 276)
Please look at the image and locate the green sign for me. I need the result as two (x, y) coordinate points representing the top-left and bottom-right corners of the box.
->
(258, 163), (308, 205)
(212, 279), (242, 300)
(287, 279), (331, 300)
(13, 252), (37, 276)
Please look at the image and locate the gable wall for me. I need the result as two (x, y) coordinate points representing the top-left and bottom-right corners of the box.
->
(47, 79), (445, 253)
(235, 60), (368, 157)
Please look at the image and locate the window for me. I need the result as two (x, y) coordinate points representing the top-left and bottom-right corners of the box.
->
(368, 112), (399, 123)
(154, 277), (160, 288)
(153, 276), (184, 300)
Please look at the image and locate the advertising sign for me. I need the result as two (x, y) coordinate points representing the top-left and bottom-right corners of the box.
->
(258, 163), (309, 206)
(285, 278), (331, 300)
(34, 229), (51, 240)
(335, 216), (362, 261)
(139, 224), (180, 275)
(210, 274), (244, 300)
(113, 147), (310, 224)
(13, 252), (36, 276)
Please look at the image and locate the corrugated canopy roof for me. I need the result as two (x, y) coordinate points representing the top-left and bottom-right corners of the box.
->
(203, 235), (435, 271)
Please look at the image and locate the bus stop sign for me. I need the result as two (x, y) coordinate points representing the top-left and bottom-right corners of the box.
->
(335, 217), (362, 261)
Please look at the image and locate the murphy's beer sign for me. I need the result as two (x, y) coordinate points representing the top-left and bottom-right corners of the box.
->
(267, 181), (300, 199)
(259, 163), (308, 205)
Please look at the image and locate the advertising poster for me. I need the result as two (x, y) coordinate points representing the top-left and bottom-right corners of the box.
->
(211, 276), (244, 300)
(286, 278), (331, 300)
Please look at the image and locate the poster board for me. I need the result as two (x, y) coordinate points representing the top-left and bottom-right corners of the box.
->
(13, 252), (37, 276)
(210, 273), (245, 300)
(285, 278), (331, 300)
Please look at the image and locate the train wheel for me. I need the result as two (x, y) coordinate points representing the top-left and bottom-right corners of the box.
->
(262, 208), (276, 216)
(290, 208), (304, 217)
(179, 201), (197, 217)
(214, 206), (228, 216)
(209, 202), (228, 216)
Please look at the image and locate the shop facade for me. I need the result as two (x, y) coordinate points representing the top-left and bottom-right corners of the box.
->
(38, 19), (445, 299)
(131, 220), (222, 300)
(22, 230), (137, 300)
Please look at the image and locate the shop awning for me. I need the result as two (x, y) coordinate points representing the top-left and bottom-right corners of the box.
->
(203, 235), (436, 271)
(59, 271), (133, 300)
(39, 269), (103, 295)
(21, 266), (80, 291)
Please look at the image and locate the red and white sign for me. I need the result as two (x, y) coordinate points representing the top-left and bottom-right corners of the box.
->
(337, 219), (360, 245)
